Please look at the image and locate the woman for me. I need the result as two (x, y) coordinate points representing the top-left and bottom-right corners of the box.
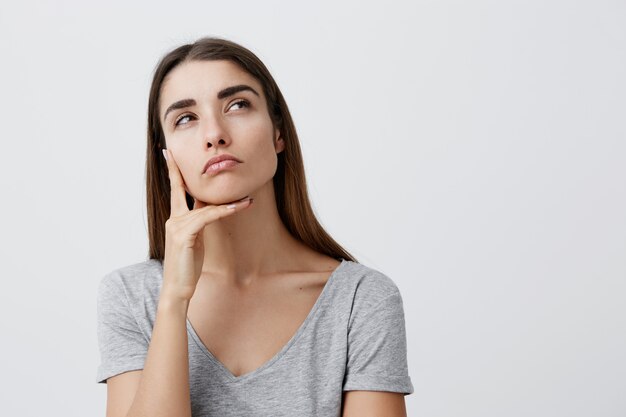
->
(96, 36), (414, 417)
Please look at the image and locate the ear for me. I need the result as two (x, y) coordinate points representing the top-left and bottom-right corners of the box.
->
(274, 129), (285, 154)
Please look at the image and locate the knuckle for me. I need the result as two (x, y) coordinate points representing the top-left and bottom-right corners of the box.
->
(217, 207), (232, 218)
(164, 218), (178, 233)
(203, 206), (220, 219)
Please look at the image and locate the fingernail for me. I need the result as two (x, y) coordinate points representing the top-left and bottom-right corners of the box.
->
(162, 149), (168, 160)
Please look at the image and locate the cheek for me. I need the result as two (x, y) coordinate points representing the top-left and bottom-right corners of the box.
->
(166, 147), (196, 182)
(256, 138), (278, 163)
(240, 122), (278, 164)
(239, 140), (277, 182)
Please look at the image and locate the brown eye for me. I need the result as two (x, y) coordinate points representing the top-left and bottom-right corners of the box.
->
(230, 99), (250, 110)
(174, 100), (250, 128)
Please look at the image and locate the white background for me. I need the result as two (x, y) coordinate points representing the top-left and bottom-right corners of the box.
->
(0, 0), (624, 416)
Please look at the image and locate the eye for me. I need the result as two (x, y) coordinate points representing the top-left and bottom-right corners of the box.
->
(174, 114), (194, 127)
(230, 99), (250, 110)
(173, 99), (250, 127)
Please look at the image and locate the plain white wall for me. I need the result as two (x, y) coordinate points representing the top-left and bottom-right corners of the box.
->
(0, 0), (624, 416)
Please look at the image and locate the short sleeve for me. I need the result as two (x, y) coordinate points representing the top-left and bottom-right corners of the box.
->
(343, 289), (415, 395)
(96, 271), (148, 384)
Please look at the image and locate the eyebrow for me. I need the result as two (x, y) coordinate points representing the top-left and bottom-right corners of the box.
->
(162, 84), (260, 123)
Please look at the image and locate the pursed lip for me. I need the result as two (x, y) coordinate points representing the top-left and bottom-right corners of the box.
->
(203, 154), (242, 174)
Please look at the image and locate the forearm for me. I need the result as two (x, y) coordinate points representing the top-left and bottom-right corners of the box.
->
(127, 292), (192, 417)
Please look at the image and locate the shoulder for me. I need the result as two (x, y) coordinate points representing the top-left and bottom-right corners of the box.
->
(338, 260), (404, 315)
(97, 258), (163, 303)
(341, 260), (402, 299)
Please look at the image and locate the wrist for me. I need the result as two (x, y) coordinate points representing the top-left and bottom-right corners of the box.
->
(158, 287), (192, 311)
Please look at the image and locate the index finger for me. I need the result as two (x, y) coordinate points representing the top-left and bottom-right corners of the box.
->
(163, 148), (190, 217)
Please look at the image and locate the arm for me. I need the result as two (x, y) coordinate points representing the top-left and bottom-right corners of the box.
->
(103, 148), (253, 416)
(106, 292), (192, 417)
(342, 391), (407, 417)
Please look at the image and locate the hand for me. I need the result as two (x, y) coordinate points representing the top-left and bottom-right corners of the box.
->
(160, 148), (253, 301)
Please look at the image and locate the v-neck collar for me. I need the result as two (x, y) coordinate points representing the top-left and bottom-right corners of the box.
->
(185, 258), (348, 382)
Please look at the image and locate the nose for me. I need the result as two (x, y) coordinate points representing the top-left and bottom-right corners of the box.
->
(202, 116), (231, 149)
(207, 137), (228, 148)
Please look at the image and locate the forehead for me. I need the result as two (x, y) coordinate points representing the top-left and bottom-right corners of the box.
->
(160, 60), (262, 109)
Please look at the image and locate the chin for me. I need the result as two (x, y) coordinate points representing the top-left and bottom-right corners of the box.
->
(193, 176), (268, 205)
(194, 189), (250, 206)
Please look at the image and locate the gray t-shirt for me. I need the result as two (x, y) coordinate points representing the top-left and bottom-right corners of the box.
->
(96, 257), (414, 416)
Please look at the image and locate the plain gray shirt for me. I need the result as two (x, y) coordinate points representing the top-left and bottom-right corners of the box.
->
(96, 258), (414, 416)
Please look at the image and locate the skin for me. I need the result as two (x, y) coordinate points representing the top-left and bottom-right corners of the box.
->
(159, 59), (329, 284)
(105, 60), (407, 417)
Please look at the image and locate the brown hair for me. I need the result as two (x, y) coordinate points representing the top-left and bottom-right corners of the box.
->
(145, 36), (357, 264)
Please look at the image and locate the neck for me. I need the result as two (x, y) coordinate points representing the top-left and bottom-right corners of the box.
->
(199, 180), (308, 284)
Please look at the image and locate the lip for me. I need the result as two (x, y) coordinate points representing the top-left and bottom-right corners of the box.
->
(203, 154), (242, 174)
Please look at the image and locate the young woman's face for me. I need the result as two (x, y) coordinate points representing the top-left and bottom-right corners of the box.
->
(159, 59), (283, 205)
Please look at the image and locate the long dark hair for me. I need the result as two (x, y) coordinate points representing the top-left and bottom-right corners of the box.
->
(144, 36), (357, 264)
